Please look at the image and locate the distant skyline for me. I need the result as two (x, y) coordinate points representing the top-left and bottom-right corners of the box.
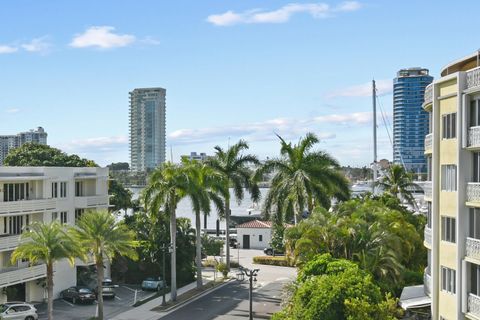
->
(0, 1), (478, 166)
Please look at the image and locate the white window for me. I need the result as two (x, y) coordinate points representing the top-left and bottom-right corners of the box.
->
(470, 99), (480, 127)
(75, 209), (84, 221)
(441, 266), (456, 294)
(75, 181), (84, 197)
(470, 208), (480, 239)
(60, 211), (67, 224)
(3, 183), (29, 202)
(426, 202), (432, 229)
(441, 165), (457, 191)
(442, 113), (456, 139)
(441, 216), (456, 243)
(52, 182), (58, 198)
(60, 182), (67, 198)
(259, 235), (263, 242)
(52, 212), (58, 221)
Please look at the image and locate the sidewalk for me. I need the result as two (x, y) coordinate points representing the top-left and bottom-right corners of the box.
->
(110, 269), (220, 320)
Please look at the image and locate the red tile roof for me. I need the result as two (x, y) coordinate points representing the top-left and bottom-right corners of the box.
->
(236, 220), (272, 229)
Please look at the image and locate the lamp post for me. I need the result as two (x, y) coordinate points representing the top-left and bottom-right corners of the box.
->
(242, 268), (259, 320)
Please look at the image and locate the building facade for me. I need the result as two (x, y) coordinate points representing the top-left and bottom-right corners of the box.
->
(183, 152), (208, 161)
(423, 51), (480, 319)
(129, 88), (166, 171)
(393, 68), (433, 174)
(0, 127), (47, 166)
(0, 167), (110, 303)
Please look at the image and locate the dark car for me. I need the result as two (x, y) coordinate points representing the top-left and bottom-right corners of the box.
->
(264, 247), (284, 256)
(94, 278), (117, 299)
(60, 286), (96, 304)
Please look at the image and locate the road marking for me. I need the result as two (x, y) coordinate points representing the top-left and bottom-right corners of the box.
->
(115, 296), (122, 301)
(121, 285), (137, 293)
(61, 299), (74, 307)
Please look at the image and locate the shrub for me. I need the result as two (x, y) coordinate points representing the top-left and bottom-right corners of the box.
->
(253, 256), (291, 267)
(216, 262), (229, 277)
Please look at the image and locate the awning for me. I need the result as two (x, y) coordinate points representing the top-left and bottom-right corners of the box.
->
(399, 285), (431, 310)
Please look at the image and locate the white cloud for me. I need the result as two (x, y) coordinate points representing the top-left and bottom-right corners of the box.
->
(70, 26), (136, 49)
(21, 37), (51, 53)
(5, 108), (20, 114)
(326, 79), (393, 98)
(0, 45), (18, 54)
(314, 111), (372, 125)
(207, 1), (361, 26)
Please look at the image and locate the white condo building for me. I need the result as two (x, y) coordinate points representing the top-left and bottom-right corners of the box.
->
(129, 88), (166, 172)
(0, 127), (48, 166)
(0, 167), (110, 303)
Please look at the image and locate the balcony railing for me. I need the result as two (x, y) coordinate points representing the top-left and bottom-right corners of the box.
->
(74, 195), (109, 209)
(468, 293), (480, 316)
(423, 182), (432, 199)
(424, 227), (432, 247)
(0, 234), (21, 252)
(468, 126), (480, 148)
(466, 237), (480, 261)
(0, 264), (47, 287)
(467, 183), (480, 203)
(423, 269), (432, 296)
(467, 67), (480, 91)
(0, 199), (56, 215)
(425, 133), (433, 152)
(423, 83), (433, 105)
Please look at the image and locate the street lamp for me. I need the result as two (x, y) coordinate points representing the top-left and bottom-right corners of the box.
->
(160, 243), (173, 306)
(242, 268), (259, 320)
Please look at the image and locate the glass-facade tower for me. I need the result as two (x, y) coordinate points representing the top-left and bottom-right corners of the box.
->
(129, 88), (166, 172)
(393, 68), (433, 174)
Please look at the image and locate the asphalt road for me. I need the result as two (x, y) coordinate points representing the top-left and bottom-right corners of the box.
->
(159, 279), (286, 320)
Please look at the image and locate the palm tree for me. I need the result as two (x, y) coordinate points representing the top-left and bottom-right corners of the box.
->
(143, 162), (189, 301)
(206, 140), (260, 269)
(182, 159), (224, 288)
(258, 133), (350, 225)
(72, 210), (138, 320)
(376, 164), (420, 207)
(11, 222), (80, 320)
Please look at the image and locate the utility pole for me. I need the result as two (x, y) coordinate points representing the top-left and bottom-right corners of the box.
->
(242, 268), (259, 320)
(372, 79), (378, 193)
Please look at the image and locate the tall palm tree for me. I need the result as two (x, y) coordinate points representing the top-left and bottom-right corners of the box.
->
(258, 133), (350, 225)
(11, 222), (80, 320)
(143, 162), (189, 301)
(72, 210), (137, 320)
(376, 164), (420, 207)
(206, 140), (260, 269)
(182, 159), (224, 288)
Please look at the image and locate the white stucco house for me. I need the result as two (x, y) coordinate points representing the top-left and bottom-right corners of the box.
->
(236, 220), (273, 250)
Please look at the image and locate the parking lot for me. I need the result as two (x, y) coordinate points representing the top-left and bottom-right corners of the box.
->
(36, 285), (156, 320)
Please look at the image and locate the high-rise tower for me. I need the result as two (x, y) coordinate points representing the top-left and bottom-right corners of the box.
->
(0, 127), (47, 165)
(129, 87), (166, 171)
(393, 68), (433, 174)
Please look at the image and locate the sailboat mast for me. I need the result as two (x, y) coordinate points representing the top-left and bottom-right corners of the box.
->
(372, 79), (378, 193)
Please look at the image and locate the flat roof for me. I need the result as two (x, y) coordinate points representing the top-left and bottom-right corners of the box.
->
(441, 51), (480, 76)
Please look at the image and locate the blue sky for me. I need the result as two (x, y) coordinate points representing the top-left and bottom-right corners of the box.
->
(0, 0), (478, 166)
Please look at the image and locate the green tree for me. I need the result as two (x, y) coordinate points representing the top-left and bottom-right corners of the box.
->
(376, 164), (420, 207)
(4, 143), (97, 167)
(258, 133), (350, 225)
(72, 210), (138, 320)
(11, 222), (81, 320)
(206, 140), (260, 269)
(109, 178), (133, 213)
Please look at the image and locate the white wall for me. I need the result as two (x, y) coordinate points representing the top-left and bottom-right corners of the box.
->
(237, 228), (271, 250)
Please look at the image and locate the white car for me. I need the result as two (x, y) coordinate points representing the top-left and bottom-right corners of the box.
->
(0, 302), (38, 320)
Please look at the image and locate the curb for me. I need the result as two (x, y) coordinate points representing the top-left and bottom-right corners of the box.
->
(157, 278), (235, 318)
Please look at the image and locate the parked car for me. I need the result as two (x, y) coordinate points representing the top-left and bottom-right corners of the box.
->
(263, 247), (284, 256)
(59, 286), (96, 304)
(141, 277), (164, 291)
(94, 278), (117, 299)
(0, 302), (38, 320)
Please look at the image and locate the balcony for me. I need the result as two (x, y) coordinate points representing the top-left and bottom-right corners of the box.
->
(468, 126), (480, 149)
(0, 199), (56, 215)
(74, 195), (109, 209)
(467, 67), (480, 91)
(422, 83), (433, 109)
(424, 227), (432, 247)
(424, 133), (433, 153)
(466, 237), (480, 261)
(0, 264), (47, 287)
(468, 293), (480, 317)
(0, 234), (21, 252)
(467, 183), (480, 204)
(423, 182), (432, 200)
(423, 269), (432, 296)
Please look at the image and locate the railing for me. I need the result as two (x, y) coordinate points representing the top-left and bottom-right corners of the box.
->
(467, 182), (480, 203)
(424, 83), (433, 105)
(74, 195), (109, 208)
(424, 227), (432, 247)
(466, 237), (480, 261)
(424, 133), (433, 152)
(0, 199), (56, 215)
(0, 264), (47, 287)
(423, 182), (432, 199)
(468, 292), (480, 316)
(0, 234), (21, 252)
(469, 126), (480, 148)
(467, 67), (480, 90)
(423, 269), (432, 296)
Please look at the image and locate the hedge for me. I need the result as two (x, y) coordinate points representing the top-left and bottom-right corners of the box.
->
(253, 256), (292, 267)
